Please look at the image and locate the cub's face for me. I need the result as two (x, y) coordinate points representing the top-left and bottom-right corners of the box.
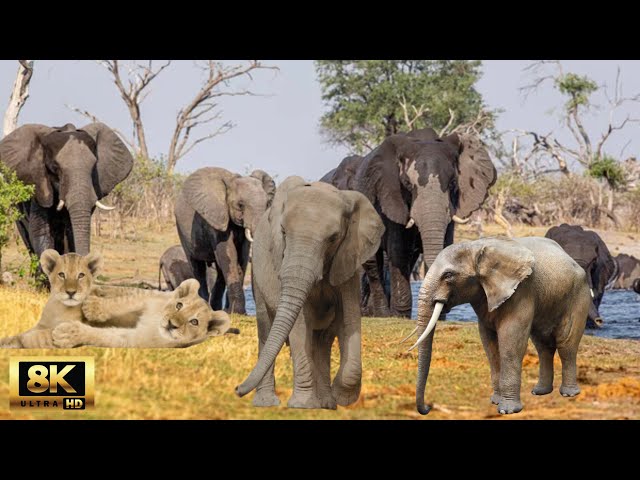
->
(161, 279), (233, 344)
(40, 250), (103, 307)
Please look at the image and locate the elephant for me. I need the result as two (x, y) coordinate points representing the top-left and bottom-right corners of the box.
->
(0, 122), (133, 258)
(321, 127), (496, 318)
(545, 224), (618, 328)
(634, 278), (640, 294)
(175, 167), (275, 314)
(158, 245), (216, 292)
(409, 237), (591, 415)
(235, 177), (384, 409)
(612, 253), (640, 289)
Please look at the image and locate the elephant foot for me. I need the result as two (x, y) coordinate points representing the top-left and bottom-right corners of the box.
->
(532, 384), (553, 396)
(497, 399), (523, 415)
(252, 389), (281, 407)
(332, 381), (361, 407)
(318, 393), (337, 410)
(287, 391), (322, 409)
(490, 393), (501, 405)
(560, 385), (580, 397)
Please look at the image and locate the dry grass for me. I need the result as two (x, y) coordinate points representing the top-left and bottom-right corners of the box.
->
(0, 287), (638, 420)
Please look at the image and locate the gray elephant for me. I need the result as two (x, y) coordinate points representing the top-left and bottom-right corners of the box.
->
(175, 167), (275, 314)
(545, 224), (617, 328)
(612, 253), (640, 289)
(0, 122), (133, 257)
(235, 178), (384, 409)
(321, 128), (496, 318)
(158, 245), (216, 291)
(409, 237), (591, 415)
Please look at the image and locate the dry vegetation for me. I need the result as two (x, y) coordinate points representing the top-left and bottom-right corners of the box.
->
(0, 220), (639, 420)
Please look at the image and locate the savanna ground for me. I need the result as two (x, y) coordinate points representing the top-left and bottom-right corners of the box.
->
(0, 221), (638, 419)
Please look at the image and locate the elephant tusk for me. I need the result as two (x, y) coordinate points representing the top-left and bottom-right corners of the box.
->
(245, 228), (254, 243)
(405, 217), (415, 229)
(397, 325), (419, 344)
(95, 200), (116, 211)
(408, 302), (444, 352)
(56, 200), (65, 211)
(452, 215), (471, 224)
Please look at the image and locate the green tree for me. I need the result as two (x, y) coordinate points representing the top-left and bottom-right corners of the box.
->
(315, 60), (489, 153)
(0, 163), (34, 272)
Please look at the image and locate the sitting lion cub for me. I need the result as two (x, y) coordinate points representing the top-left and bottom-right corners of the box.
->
(53, 279), (239, 348)
(0, 249), (115, 348)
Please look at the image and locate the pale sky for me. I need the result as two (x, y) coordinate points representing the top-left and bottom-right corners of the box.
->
(1, 60), (639, 181)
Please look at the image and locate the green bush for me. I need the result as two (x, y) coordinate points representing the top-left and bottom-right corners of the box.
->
(0, 163), (34, 271)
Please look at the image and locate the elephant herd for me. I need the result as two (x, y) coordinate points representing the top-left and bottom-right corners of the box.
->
(1, 122), (638, 415)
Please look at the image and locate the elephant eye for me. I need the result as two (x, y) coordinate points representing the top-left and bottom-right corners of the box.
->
(176, 302), (183, 311)
(441, 271), (455, 281)
(190, 319), (199, 326)
(78, 273), (85, 279)
(329, 233), (339, 242)
(238, 201), (244, 209)
(58, 272), (65, 279)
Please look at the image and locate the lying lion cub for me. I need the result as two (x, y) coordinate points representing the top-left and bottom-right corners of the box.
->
(53, 278), (239, 348)
(0, 249), (130, 348)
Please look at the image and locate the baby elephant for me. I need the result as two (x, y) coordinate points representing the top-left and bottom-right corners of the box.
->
(410, 237), (591, 415)
(235, 177), (384, 409)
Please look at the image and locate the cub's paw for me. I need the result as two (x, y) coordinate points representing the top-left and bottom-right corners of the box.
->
(82, 298), (112, 323)
(52, 323), (85, 348)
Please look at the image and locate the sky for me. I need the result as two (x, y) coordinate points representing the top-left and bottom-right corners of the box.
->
(1, 60), (639, 181)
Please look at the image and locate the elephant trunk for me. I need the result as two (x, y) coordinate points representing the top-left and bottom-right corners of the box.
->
(67, 205), (93, 255)
(63, 174), (98, 256)
(414, 205), (449, 270)
(414, 282), (442, 415)
(235, 240), (322, 397)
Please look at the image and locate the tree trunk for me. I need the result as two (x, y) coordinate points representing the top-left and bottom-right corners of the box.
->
(3, 60), (33, 137)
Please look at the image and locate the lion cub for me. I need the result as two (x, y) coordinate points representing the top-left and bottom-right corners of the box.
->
(0, 249), (117, 348)
(52, 279), (238, 348)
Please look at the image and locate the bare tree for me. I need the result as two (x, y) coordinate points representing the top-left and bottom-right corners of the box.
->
(3, 60), (34, 137)
(96, 60), (171, 159)
(166, 60), (277, 174)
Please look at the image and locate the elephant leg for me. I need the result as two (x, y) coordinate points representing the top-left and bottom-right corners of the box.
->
(557, 343), (581, 398)
(188, 257), (210, 302)
(332, 276), (362, 406)
(252, 286), (280, 407)
(362, 250), (390, 317)
(496, 317), (532, 415)
(312, 328), (337, 410)
(213, 234), (246, 315)
(530, 334), (556, 396)
(287, 314), (321, 409)
(478, 320), (501, 405)
(28, 202), (54, 257)
(210, 262), (226, 311)
(15, 202), (33, 254)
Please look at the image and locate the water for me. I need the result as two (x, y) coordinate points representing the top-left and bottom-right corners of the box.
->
(241, 283), (640, 340)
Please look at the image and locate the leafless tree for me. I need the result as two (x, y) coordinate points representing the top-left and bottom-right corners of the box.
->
(3, 60), (34, 137)
(166, 60), (277, 174)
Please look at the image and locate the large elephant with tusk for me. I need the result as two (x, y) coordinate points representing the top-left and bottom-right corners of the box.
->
(321, 127), (496, 318)
(175, 167), (275, 314)
(408, 237), (591, 416)
(0, 122), (133, 261)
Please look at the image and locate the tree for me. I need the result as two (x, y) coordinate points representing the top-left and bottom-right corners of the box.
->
(69, 60), (276, 173)
(315, 60), (489, 153)
(511, 61), (640, 176)
(3, 60), (34, 137)
(0, 164), (34, 272)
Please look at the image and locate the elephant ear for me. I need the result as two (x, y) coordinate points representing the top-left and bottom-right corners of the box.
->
(268, 176), (307, 255)
(474, 238), (534, 312)
(80, 122), (134, 199)
(324, 155), (364, 191)
(250, 169), (276, 207)
(356, 135), (411, 225)
(330, 190), (385, 286)
(0, 124), (55, 207)
(455, 133), (497, 219)
(182, 167), (236, 231)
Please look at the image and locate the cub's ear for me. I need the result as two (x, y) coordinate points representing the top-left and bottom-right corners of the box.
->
(40, 249), (61, 276)
(84, 251), (103, 276)
(207, 311), (232, 337)
(174, 278), (200, 298)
